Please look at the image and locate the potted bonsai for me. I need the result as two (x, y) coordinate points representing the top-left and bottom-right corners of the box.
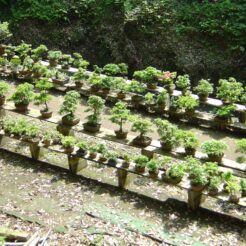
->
(10, 55), (21, 74)
(89, 144), (98, 159)
(176, 74), (191, 95)
(193, 79), (214, 102)
(106, 151), (119, 167)
(177, 94), (199, 117)
(205, 162), (219, 177)
(60, 54), (74, 70)
(131, 116), (153, 147)
(158, 156), (172, 171)
(133, 66), (162, 90)
(0, 22), (12, 56)
(240, 179), (246, 197)
(34, 78), (53, 118)
(147, 159), (159, 178)
(122, 154), (131, 168)
(61, 136), (76, 154)
(236, 139), (246, 163)
(14, 42), (32, 61)
(156, 90), (169, 112)
(8, 82), (35, 112)
(73, 53), (89, 69)
(158, 71), (177, 94)
(20, 56), (34, 77)
(72, 68), (89, 88)
(178, 130), (199, 156)
(52, 71), (69, 86)
(226, 180), (241, 204)
(216, 77), (243, 105)
(208, 176), (221, 196)
(113, 77), (128, 99)
(41, 130), (57, 147)
(168, 96), (180, 119)
(201, 140), (228, 163)
(98, 76), (113, 95)
(97, 144), (108, 162)
(144, 92), (156, 112)
(59, 90), (81, 126)
(190, 170), (208, 192)
(31, 44), (48, 62)
(214, 104), (236, 129)
(76, 141), (88, 157)
(84, 95), (105, 133)
(0, 81), (9, 106)
(238, 93), (246, 123)
(32, 62), (49, 79)
(134, 155), (148, 173)
(24, 123), (40, 144)
(154, 119), (179, 152)
(88, 73), (101, 93)
(102, 63), (120, 76)
(48, 50), (62, 67)
(109, 101), (130, 139)
(93, 65), (103, 74)
(163, 164), (185, 184)
(127, 80), (146, 105)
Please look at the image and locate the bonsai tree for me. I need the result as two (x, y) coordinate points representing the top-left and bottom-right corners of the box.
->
(60, 54), (74, 69)
(31, 44), (48, 61)
(84, 95), (105, 132)
(240, 179), (246, 197)
(14, 41), (32, 61)
(32, 62), (49, 78)
(144, 92), (156, 111)
(156, 90), (169, 111)
(235, 139), (246, 163)
(10, 55), (21, 73)
(131, 116), (153, 147)
(34, 78), (53, 118)
(109, 101), (130, 139)
(154, 119), (180, 151)
(158, 71), (177, 86)
(97, 143), (108, 162)
(175, 74), (191, 94)
(214, 104), (236, 129)
(0, 81), (9, 106)
(113, 77), (128, 99)
(133, 66), (162, 90)
(76, 141), (88, 156)
(52, 71), (68, 85)
(205, 162), (219, 177)
(147, 159), (159, 177)
(177, 95), (199, 115)
(194, 79), (214, 102)
(48, 50), (62, 67)
(134, 155), (148, 173)
(97, 76), (113, 94)
(127, 80), (146, 104)
(93, 65), (103, 74)
(88, 73), (101, 92)
(208, 176), (222, 196)
(178, 130), (199, 156)
(61, 136), (76, 154)
(59, 90), (81, 126)
(21, 56), (34, 73)
(72, 68), (89, 88)
(217, 77), (243, 104)
(106, 151), (119, 166)
(8, 82), (35, 112)
(73, 52), (89, 69)
(165, 164), (185, 184)
(118, 63), (128, 77)
(102, 63), (127, 76)
(190, 168), (208, 192)
(0, 22), (12, 55)
(201, 140), (228, 163)
(122, 154), (131, 168)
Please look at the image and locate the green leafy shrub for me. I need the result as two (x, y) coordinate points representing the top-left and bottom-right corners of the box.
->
(194, 79), (213, 96)
(131, 116), (152, 138)
(201, 140), (228, 156)
(177, 95), (199, 111)
(0, 22), (12, 43)
(134, 155), (148, 168)
(61, 136), (76, 148)
(0, 81), (9, 97)
(176, 74), (190, 91)
(167, 164), (185, 179)
(133, 66), (162, 84)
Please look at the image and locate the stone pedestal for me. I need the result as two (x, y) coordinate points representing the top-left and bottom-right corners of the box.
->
(117, 169), (134, 188)
(29, 143), (41, 160)
(68, 155), (88, 174)
(188, 189), (204, 210)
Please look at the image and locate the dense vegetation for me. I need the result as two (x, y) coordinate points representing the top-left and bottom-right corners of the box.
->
(0, 0), (246, 81)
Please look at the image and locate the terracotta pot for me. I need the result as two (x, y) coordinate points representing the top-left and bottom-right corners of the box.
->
(99, 156), (107, 162)
(122, 162), (130, 168)
(242, 191), (246, 197)
(76, 149), (87, 157)
(162, 174), (182, 184)
(89, 152), (97, 159)
(214, 116), (230, 130)
(229, 195), (240, 204)
(0, 95), (6, 107)
(198, 93), (208, 102)
(63, 146), (74, 154)
(132, 136), (152, 147)
(102, 88), (110, 95)
(75, 81), (83, 88)
(208, 188), (219, 196)
(185, 108), (195, 117)
(135, 166), (145, 173)
(156, 103), (166, 112)
(108, 159), (117, 167)
(42, 139), (51, 147)
(160, 141), (173, 152)
(83, 123), (101, 133)
(90, 85), (100, 93)
(40, 110), (53, 119)
(117, 92), (126, 99)
(131, 95), (143, 104)
(185, 147), (196, 157)
(15, 103), (29, 112)
(148, 170), (158, 178)
(0, 46), (5, 56)
(190, 183), (205, 192)
(115, 130), (128, 139)
(52, 78), (66, 86)
(62, 115), (80, 126)
(208, 154), (223, 164)
(147, 82), (157, 90)
(49, 59), (57, 67)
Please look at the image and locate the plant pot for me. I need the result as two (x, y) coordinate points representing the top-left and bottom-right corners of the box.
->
(49, 59), (57, 67)
(0, 45), (5, 56)
(83, 123), (101, 133)
(0, 95), (6, 107)
(185, 147), (196, 157)
(191, 183), (205, 192)
(131, 95), (143, 104)
(19, 70), (32, 77)
(15, 103), (29, 112)
(208, 154), (223, 164)
(42, 139), (51, 147)
(40, 110), (53, 119)
(52, 78), (66, 86)
(90, 85), (100, 93)
(117, 92), (126, 99)
(242, 191), (246, 197)
(165, 84), (175, 95)
(208, 188), (219, 196)
(108, 159), (117, 167)
(135, 166), (145, 173)
(160, 141), (173, 152)
(76, 149), (87, 157)
(162, 174), (182, 184)
(75, 81), (83, 88)
(148, 170), (158, 178)
(62, 115), (80, 126)
(198, 93), (208, 102)
(132, 136), (152, 147)
(89, 152), (97, 159)
(156, 103), (166, 112)
(115, 130), (128, 139)
(147, 82), (157, 90)
(99, 156), (107, 162)
(63, 146), (74, 154)
(214, 116), (230, 130)
(229, 194), (240, 204)
(101, 88), (110, 95)
(122, 161), (130, 168)
(185, 108), (195, 117)
(238, 110), (246, 124)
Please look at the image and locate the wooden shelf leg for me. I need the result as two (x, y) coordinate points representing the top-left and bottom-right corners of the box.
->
(117, 169), (133, 188)
(29, 143), (41, 160)
(68, 155), (87, 174)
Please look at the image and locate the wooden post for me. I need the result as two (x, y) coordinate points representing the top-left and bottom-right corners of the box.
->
(29, 142), (41, 160)
(117, 169), (133, 188)
(68, 155), (88, 174)
(187, 189), (204, 210)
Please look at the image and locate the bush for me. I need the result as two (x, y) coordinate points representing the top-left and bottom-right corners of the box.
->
(127, 80), (146, 94)
(201, 140), (228, 156)
(158, 71), (177, 86)
(147, 159), (159, 172)
(177, 95), (199, 110)
(0, 81), (9, 97)
(178, 130), (199, 149)
(133, 66), (162, 84)
(134, 155), (148, 168)
(61, 136), (76, 148)
(194, 79), (214, 96)
(175, 74), (190, 91)
(167, 164), (185, 179)
(215, 104), (236, 119)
